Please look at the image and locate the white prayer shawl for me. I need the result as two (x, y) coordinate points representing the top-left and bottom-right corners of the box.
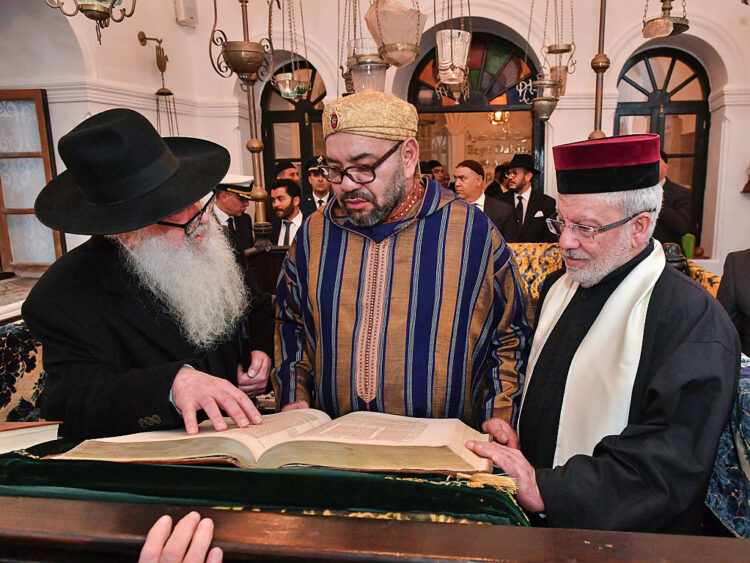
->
(519, 241), (666, 466)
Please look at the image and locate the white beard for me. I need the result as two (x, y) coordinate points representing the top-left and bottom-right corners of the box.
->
(563, 227), (635, 288)
(116, 217), (248, 350)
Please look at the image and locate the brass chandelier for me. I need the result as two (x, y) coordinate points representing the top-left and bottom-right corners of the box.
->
(45, 0), (137, 44)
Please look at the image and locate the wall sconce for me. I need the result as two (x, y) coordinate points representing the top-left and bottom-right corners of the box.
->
(138, 31), (179, 136)
(45, 0), (137, 44)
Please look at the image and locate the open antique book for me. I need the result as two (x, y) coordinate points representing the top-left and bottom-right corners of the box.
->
(52, 409), (492, 473)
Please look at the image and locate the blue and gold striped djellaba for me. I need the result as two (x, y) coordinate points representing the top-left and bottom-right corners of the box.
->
(275, 179), (532, 428)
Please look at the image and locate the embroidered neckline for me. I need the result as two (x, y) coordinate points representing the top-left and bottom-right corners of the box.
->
(382, 179), (426, 224)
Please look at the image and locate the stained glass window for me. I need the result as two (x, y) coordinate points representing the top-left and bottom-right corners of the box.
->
(409, 32), (536, 112)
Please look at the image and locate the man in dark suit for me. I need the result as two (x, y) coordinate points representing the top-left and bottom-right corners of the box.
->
(22, 109), (269, 440)
(717, 249), (750, 355)
(453, 159), (518, 242)
(214, 173), (255, 252)
(299, 155), (333, 216)
(270, 178), (306, 246)
(499, 154), (557, 243)
(653, 152), (692, 245)
(485, 163), (509, 201)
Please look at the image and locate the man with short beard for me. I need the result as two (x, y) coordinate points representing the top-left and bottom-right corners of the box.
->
(275, 91), (532, 429)
(467, 134), (739, 534)
(23, 109), (269, 440)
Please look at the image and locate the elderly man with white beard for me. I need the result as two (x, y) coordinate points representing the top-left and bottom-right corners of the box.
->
(23, 109), (269, 440)
(467, 134), (739, 534)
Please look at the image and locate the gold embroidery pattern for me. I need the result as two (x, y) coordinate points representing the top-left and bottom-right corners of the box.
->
(354, 238), (393, 403)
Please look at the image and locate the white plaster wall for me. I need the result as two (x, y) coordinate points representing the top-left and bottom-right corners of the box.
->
(0, 1), (748, 267)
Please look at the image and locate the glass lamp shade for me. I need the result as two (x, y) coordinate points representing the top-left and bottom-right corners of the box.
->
(292, 68), (311, 97)
(435, 29), (471, 85)
(364, 0), (426, 68)
(275, 72), (298, 99)
(350, 62), (389, 92)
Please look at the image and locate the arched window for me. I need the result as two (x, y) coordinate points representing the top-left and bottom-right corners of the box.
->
(261, 61), (327, 192)
(615, 48), (710, 242)
(408, 32), (543, 188)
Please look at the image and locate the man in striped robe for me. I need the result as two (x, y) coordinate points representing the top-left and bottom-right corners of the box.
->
(274, 91), (532, 428)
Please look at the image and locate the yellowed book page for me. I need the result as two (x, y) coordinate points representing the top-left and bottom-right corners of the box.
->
(55, 409), (331, 466)
(258, 411), (492, 473)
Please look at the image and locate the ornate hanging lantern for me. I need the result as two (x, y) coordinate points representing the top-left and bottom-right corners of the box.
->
(642, 0), (689, 38)
(433, 0), (472, 102)
(45, 0), (136, 44)
(138, 31), (179, 136)
(365, 0), (426, 68)
(523, 0), (577, 122)
(348, 37), (390, 92)
(269, 0), (310, 101)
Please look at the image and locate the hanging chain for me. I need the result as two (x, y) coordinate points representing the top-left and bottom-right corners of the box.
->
(299, 0), (308, 67)
(523, 0), (535, 69)
(570, 0), (575, 47)
(643, 0), (650, 27)
(682, 0), (687, 17)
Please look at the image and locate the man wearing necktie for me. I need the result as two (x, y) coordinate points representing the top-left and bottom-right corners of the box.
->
(270, 179), (304, 247)
(498, 154), (557, 243)
(300, 155), (334, 216)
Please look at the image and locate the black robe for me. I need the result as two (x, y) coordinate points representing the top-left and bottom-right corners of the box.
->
(23, 236), (254, 440)
(518, 243), (739, 534)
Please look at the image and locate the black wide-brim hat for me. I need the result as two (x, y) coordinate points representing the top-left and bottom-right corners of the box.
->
(35, 108), (230, 235)
(507, 153), (540, 175)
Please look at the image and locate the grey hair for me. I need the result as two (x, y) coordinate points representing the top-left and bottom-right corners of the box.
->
(600, 183), (663, 241)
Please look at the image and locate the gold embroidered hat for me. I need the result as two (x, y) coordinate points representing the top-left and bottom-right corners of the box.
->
(322, 91), (418, 141)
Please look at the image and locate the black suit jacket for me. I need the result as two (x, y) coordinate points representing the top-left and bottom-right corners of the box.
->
(485, 180), (504, 201)
(483, 196), (520, 243)
(500, 189), (557, 243)
(22, 237), (245, 440)
(232, 212), (254, 252)
(300, 189), (332, 217)
(653, 178), (692, 245)
(717, 249), (750, 355)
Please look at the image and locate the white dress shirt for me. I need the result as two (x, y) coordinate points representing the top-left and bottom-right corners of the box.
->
(469, 192), (486, 212)
(277, 211), (303, 246)
(313, 192), (331, 209)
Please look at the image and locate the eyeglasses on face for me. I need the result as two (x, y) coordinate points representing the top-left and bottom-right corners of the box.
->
(318, 141), (403, 185)
(546, 209), (655, 242)
(157, 191), (216, 236)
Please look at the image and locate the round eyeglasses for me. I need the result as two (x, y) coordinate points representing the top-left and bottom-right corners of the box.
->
(157, 192), (216, 236)
(546, 209), (655, 242)
(318, 141), (403, 185)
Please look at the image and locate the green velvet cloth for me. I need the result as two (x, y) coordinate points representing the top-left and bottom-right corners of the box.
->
(0, 440), (528, 526)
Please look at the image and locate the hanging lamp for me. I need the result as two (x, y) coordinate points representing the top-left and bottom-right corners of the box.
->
(365, 0), (426, 68)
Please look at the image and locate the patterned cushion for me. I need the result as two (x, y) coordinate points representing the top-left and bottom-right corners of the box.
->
(687, 260), (721, 297)
(508, 243), (721, 299)
(508, 243), (563, 300)
(0, 320), (46, 422)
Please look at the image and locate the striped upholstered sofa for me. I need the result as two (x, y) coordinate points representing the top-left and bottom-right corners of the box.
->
(0, 242), (722, 423)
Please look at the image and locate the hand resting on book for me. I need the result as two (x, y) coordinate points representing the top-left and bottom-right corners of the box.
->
(171, 367), (262, 435)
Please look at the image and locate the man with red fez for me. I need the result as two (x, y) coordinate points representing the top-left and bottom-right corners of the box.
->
(275, 91), (532, 428)
(23, 109), (269, 440)
(468, 134), (739, 533)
